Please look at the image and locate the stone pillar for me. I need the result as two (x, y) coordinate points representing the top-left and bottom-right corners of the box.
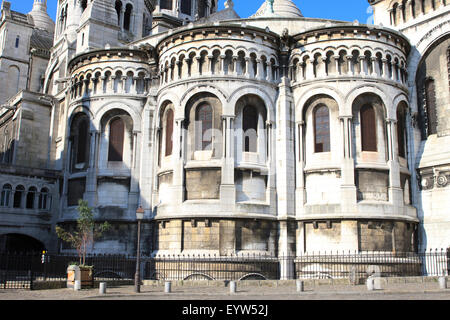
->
(256, 59), (264, 80)
(359, 56), (366, 76)
(245, 57), (251, 78)
(232, 56), (238, 76)
(340, 116), (357, 213)
(267, 61), (273, 82)
(85, 130), (99, 206)
(382, 59), (389, 79)
(295, 121), (306, 216)
(221, 116), (235, 209)
(220, 54), (226, 75)
(207, 55), (213, 76)
(278, 220), (295, 280)
(371, 57), (378, 77)
(276, 78), (295, 219)
(172, 118), (185, 204)
(128, 131), (141, 216)
(333, 55), (340, 76)
(386, 119), (403, 206)
(347, 55), (354, 76)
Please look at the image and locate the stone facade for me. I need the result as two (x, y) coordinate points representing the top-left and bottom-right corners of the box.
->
(0, 0), (448, 268)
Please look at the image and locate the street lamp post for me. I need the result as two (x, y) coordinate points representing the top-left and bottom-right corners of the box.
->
(134, 206), (145, 293)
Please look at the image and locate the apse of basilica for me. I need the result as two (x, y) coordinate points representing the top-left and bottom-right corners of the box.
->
(0, 0), (448, 271)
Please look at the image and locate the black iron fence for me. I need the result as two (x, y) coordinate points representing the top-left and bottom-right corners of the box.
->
(0, 249), (448, 290)
(0, 252), (137, 289)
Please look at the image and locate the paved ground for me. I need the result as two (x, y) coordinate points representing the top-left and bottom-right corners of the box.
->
(1, 282), (449, 300)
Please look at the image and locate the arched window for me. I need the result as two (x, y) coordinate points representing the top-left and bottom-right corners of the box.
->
(196, 104), (213, 151)
(361, 105), (377, 152)
(115, 0), (122, 27)
(181, 0), (192, 15)
(314, 105), (331, 153)
(76, 120), (89, 165)
(0, 184), (12, 207)
(13, 185), (25, 208)
(38, 188), (50, 210)
(243, 105), (258, 153)
(397, 108), (407, 158)
(108, 118), (125, 162)
(8, 66), (20, 97)
(165, 109), (174, 156)
(392, 3), (398, 25)
(26, 187), (37, 209)
(124, 4), (133, 31)
(160, 0), (173, 10)
(424, 78), (437, 136)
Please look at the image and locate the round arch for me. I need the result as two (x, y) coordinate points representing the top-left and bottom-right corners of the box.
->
(295, 86), (344, 122)
(228, 85), (275, 121)
(94, 101), (142, 132)
(0, 233), (46, 253)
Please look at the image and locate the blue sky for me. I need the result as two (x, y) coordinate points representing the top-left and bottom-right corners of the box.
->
(10, 0), (373, 24)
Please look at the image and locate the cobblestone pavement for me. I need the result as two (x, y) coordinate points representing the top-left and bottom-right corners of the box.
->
(0, 282), (449, 300)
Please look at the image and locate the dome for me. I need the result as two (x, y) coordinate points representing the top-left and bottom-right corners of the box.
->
(252, 0), (303, 19)
(28, 0), (55, 33)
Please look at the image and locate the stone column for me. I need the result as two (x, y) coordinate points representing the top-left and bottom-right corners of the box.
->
(386, 119), (403, 206)
(220, 54), (226, 75)
(267, 61), (273, 82)
(359, 56), (366, 76)
(276, 77), (295, 219)
(334, 55), (340, 76)
(371, 57), (378, 77)
(382, 58), (389, 79)
(172, 117), (185, 204)
(85, 130), (99, 206)
(295, 121), (306, 216)
(207, 55), (213, 76)
(245, 57), (251, 78)
(340, 116), (357, 213)
(257, 59), (264, 80)
(347, 55), (354, 76)
(232, 56), (238, 76)
(220, 116), (236, 209)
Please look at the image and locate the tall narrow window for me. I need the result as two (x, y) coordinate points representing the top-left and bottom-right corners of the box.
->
(39, 188), (50, 210)
(361, 105), (377, 152)
(76, 120), (88, 164)
(397, 108), (407, 158)
(15, 36), (19, 48)
(108, 118), (125, 162)
(314, 105), (331, 153)
(165, 109), (174, 156)
(26, 187), (37, 209)
(0, 184), (12, 207)
(392, 3), (398, 25)
(115, 0), (122, 27)
(424, 78), (437, 136)
(124, 4), (133, 31)
(243, 106), (258, 153)
(196, 104), (213, 151)
(160, 0), (173, 10)
(181, 0), (192, 15)
(13, 185), (25, 208)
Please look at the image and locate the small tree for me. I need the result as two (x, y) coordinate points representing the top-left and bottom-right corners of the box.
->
(56, 199), (111, 266)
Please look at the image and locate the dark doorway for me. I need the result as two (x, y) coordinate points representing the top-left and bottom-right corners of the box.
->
(0, 233), (45, 253)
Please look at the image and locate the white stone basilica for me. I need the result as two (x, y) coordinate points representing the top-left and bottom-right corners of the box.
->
(0, 0), (448, 264)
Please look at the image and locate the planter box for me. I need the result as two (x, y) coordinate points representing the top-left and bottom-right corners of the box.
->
(67, 265), (94, 289)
